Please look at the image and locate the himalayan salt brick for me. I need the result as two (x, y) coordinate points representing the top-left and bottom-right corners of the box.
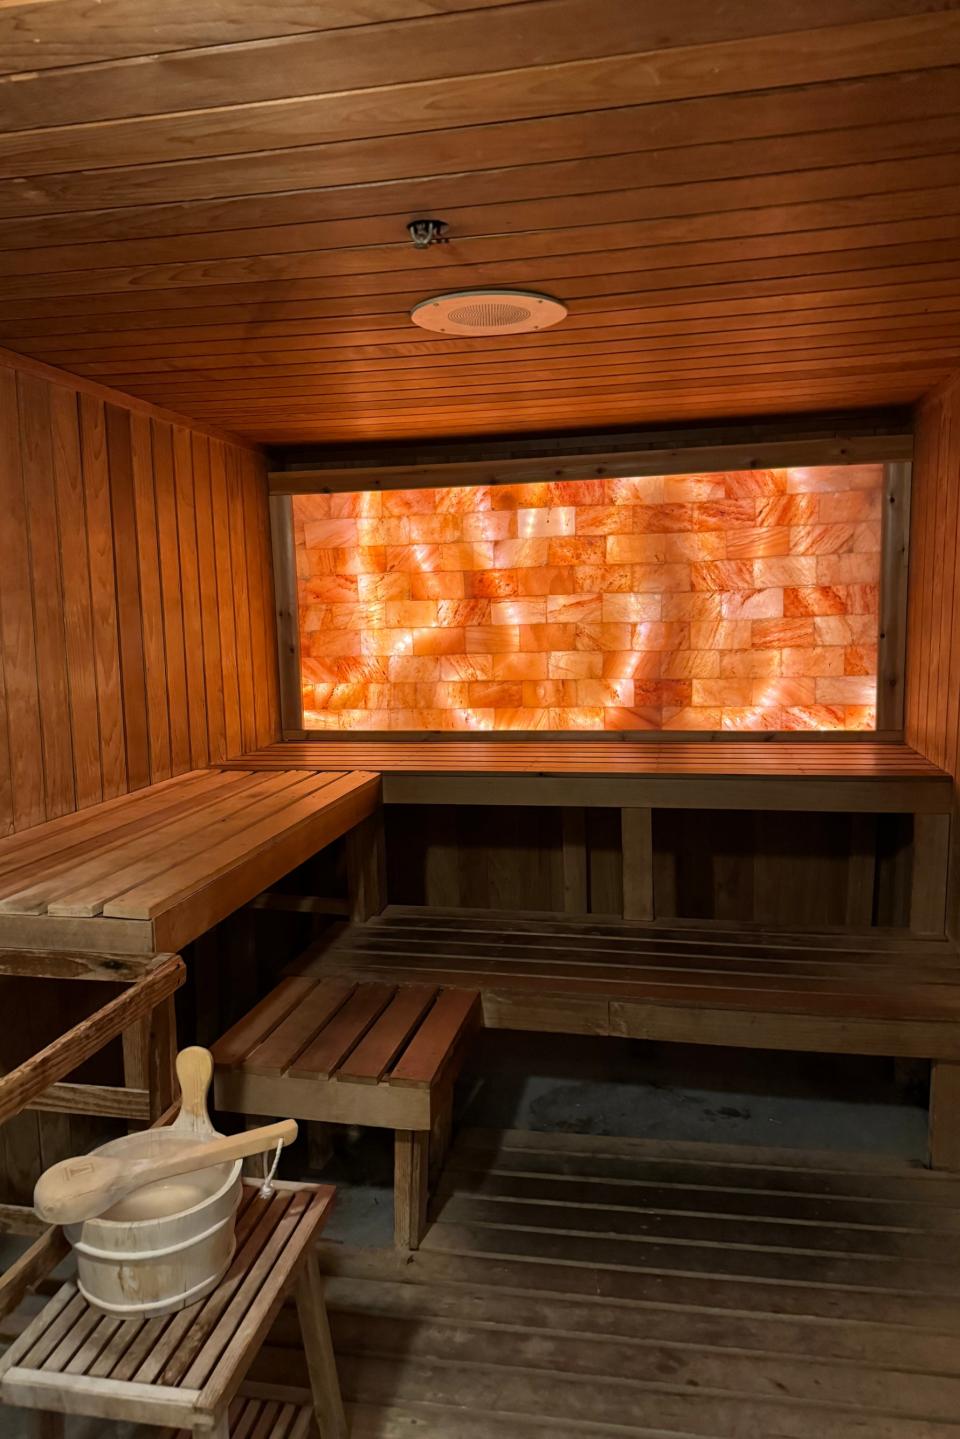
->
(331, 602), (386, 630)
(693, 679), (753, 708)
(781, 646), (844, 677)
(303, 709), (343, 729)
(577, 679), (633, 708)
(548, 479), (608, 506)
(662, 592), (721, 620)
(603, 650), (662, 680)
(692, 500), (755, 530)
(723, 706), (783, 730)
(719, 650), (781, 677)
(816, 553), (879, 586)
(434, 485), (491, 513)
(414, 626), (467, 656)
(633, 502), (693, 532)
(494, 538), (550, 568)
(358, 572), (409, 602)
(450, 708), (496, 731)
(576, 505), (631, 535)
(440, 654), (493, 681)
(752, 556), (817, 588)
(336, 546), (387, 574)
(302, 603), (333, 632)
(791, 524), (856, 555)
(689, 620), (752, 650)
(574, 564), (633, 592)
(845, 705), (877, 730)
(610, 532), (724, 563)
(724, 527), (790, 559)
(390, 655), (440, 681)
(662, 474), (725, 502)
(309, 629), (361, 657)
(845, 645), (879, 675)
(844, 584), (879, 613)
(520, 622), (576, 651)
(382, 489), (435, 515)
(468, 682), (523, 709)
(385, 600), (436, 627)
(548, 536), (605, 565)
(547, 593), (601, 624)
(602, 593), (661, 623)
(407, 515), (461, 544)
(752, 618), (815, 648)
(814, 614), (877, 645)
(634, 679), (693, 707)
(633, 563), (691, 592)
(780, 705), (845, 730)
(661, 650), (720, 679)
(608, 476), (664, 504)
(490, 482), (550, 509)
(633, 620), (690, 650)
(358, 517), (410, 546)
(301, 574), (358, 604)
(378, 683), (418, 709)
(524, 679), (578, 707)
(468, 569), (519, 598)
(720, 588), (783, 620)
(783, 586), (847, 617)
(439, 541), (493, 571)
(549, 707), (604, 729)
(491, 598), (547, 626)
(330, 491), (380, 518)
(549, 651), (603, 680)
(362, 629), (411, 657)
(438, 599), (491, 626)
(327, 684), (370, 710)
(494, 652), (548, 681)
(518, 506), (575, 538)
(463, 511), (514, 541)
(467, 624), (521, 653)
(494, 707), (552, 730)
(331, 657), (388, 684)
(787, 465), (881, 492)
(517, 564), (575, 595)
(752, 677), (815, 707)
(303, 518), (358, 548)
(815, 676), (877, 705)
(662, 705), (721, 730)
(305, 683), (334, 709)
(386, 543), (438, 572)
(722, 469), (787, 497)
(604, 706), (662, 730)
(690, 561), (753, 591)
(853, 521), (882, 551)
(293, 495), (331, 522)
(304, 549), (338, 578)
(756, 494), (817, 526)
(575, 622), (632, 651)
(408, 570), (464, 601)
(429, 682), (472, 708)
(818, 489), (882, 522)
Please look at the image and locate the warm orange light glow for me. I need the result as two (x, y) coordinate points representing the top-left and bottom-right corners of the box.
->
(295, 467), (882, 731)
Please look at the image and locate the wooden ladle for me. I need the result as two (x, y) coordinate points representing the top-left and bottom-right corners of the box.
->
(34, 1118), (298, 1225)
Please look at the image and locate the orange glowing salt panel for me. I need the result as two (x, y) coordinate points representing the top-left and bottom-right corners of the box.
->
(294, 466), (883, 732)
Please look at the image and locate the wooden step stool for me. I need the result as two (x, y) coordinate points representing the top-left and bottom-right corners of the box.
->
(212, 976), (481, 1248)
(0, 1181), (345, 1438)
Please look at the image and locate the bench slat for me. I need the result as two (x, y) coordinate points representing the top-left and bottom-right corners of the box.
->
(338, 985), (439, 1086)
(289, 983), (396, 1079)
(389, 990), (482, 1089)
(244, 978), (356, 1077)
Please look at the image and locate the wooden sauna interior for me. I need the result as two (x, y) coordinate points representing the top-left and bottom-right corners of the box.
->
(1, 3), (960, 1435)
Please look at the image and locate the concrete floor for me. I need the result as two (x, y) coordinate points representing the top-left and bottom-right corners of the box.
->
(0, 1033), (930, 1435)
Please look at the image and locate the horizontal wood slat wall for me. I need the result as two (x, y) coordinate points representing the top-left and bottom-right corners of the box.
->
(0, 353), (280, 836)
(906, 371), (960, 935)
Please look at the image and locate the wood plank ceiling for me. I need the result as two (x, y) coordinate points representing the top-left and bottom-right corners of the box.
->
(1, 0), (960, 444)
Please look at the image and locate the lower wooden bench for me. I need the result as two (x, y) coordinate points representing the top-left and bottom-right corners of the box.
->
(213, 975), (481, 1248)
(0, 1181), (344, 1438)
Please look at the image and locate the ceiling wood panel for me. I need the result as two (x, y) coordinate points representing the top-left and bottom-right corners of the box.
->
(0, 0), (959, 442)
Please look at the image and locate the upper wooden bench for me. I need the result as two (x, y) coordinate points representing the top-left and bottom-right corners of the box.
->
(0, 767), (379, 955)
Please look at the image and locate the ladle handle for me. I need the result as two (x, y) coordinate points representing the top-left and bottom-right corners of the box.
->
(174, 1046), (214, 1134)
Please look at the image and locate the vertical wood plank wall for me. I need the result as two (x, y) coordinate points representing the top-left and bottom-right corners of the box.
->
(905, 371), (960, 934)
(0, 354), (280, 835)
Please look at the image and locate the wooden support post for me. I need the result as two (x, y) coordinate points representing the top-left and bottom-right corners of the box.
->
(846, 814), (878, 926)
(394, 1129), (429, 1250)
(296, 1251), (348, 1439)
(560, 808), (588, 914)
(429, 1086), (454, 1189)
(910, 813), (951, 936)
(930, 1061), (960, 1170)
(621, 808), (654, 921)
(346, 809), (387, 922)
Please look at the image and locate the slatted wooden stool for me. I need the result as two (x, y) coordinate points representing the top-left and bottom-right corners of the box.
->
(212, 975), (481, 1248)
(0, 1180), (345, 1438)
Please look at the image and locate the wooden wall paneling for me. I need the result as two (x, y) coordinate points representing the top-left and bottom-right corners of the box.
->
(586, 809), (622, 916)
(845, 814), (878, 925)
(79, 393), (126, 801)
(209, 439), (243, 758)
(256, 471), (281, 745)
(104, 403), (150, 791)
(560, 808), (588, 915)
(150, 418), (191, 775)
(129, 410), (171, 784)
(172, 424), (208, 769)
(227, 446), (256, 754)
(192, 432), (227, 765)
(0, 366), (42, 831)
(621, 809), (654, 922)
(51, 386), (102, 809)
(876, 462), (910, 731)
(269, 494), (302, 736)
(242, 448), (271, 747)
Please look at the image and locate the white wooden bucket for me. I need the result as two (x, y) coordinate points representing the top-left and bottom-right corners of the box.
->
(65, 1127), (243, 1316)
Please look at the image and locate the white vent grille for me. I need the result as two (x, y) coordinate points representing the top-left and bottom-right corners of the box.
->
(411, 289), (567, 336)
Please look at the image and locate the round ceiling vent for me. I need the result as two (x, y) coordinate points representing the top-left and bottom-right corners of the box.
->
(411, 289), (567, 336)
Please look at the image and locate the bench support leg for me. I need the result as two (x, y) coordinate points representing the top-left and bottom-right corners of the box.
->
(394, 1129), (429, 1249)
(429, 1085), (454, 1188)
(930, 1061), (960, 1170)
(346, 809), (388, 922)
(910, 813), (951, 936)
(122, 994), (177, 1125)
(622, 807), (654, 921)
(34, 1414), (64, 1438)
(296, 1251), (348, 1439)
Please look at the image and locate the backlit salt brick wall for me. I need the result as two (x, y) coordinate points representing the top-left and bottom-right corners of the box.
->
(294, 465), (882, 731)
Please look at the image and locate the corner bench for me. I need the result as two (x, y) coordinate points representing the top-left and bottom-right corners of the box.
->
(307, 906), (960, 1170)
(212, 974), (481, 1247)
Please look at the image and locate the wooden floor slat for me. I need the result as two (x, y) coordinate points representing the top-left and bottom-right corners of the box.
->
(306, 1128), (960, 1438)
